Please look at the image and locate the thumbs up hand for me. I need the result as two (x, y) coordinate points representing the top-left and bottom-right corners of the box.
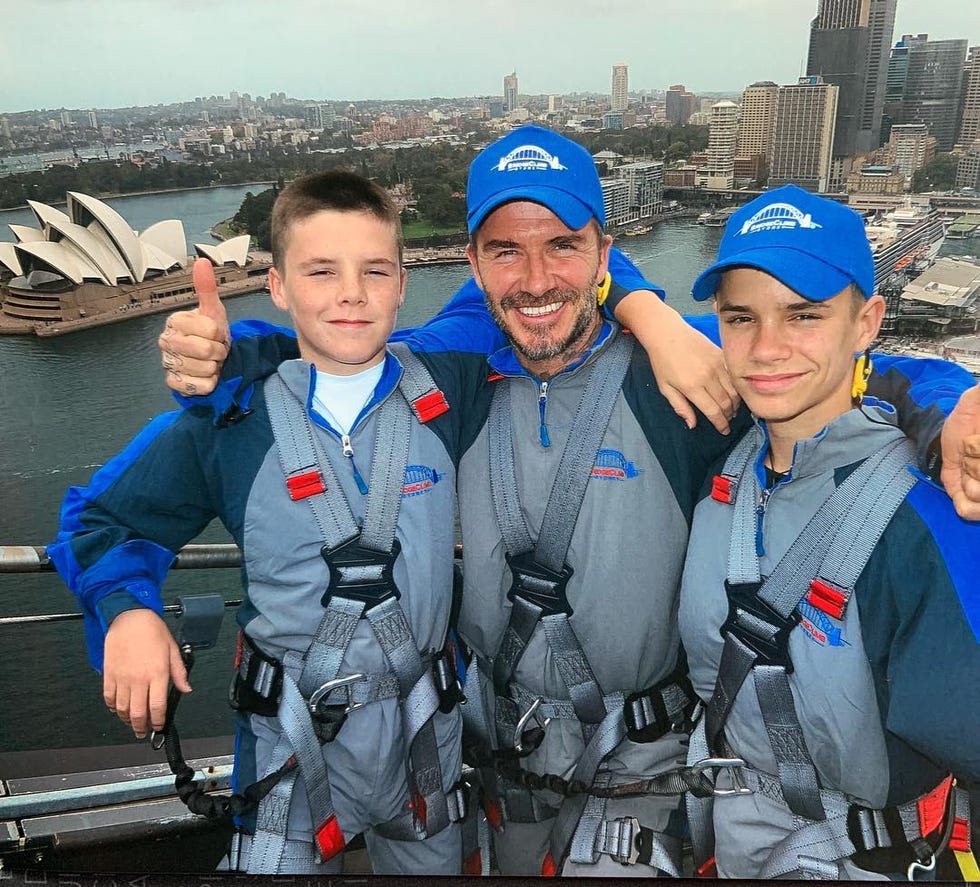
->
(158, 259), (231, 395)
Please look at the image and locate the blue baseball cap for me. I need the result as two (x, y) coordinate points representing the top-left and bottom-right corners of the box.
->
(466, 125), (606, 235)
(691, 185), (874, 302)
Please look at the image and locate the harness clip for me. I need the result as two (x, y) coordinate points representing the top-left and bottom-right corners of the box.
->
(722, 580), (800, 672)
(513, 696), (551, 756)
(320, 535), (402, 613)
(308, 673), (366, 742)
(907, 853), (935, 881)
(690, 756), (752, 797)
(505, 551), (574, 617)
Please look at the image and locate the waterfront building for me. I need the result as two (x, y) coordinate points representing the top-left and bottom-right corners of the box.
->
(900, 256), (980, 335)
(769, 76), (839, 192)
(736, 81), (779, 178)
(611, 64), (629, 112)
(806, 0), (897, 157)
(885, 123), (936, 182)
(705, 101), (738, 190)
(958, 47), (980, 147)
(902, 38), (969, 151)
(503, 71), (519, 113)
(957, 141), (980, 192)
(600, 178), (631, 227)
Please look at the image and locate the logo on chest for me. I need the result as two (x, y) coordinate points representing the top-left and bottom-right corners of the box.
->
(590, 448), (642, 481)
(402, 464), (443, 498)
(798, 600), (850, 648)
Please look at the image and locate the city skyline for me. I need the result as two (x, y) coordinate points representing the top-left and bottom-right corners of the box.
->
(3, 0), (978, 113)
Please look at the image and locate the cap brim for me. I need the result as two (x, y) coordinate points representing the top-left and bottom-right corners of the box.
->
(691, 247), (854, 303)
(467, 186), (596, 234)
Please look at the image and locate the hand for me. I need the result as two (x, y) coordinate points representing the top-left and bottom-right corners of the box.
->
(940, 383), (980, 520)
(158, 259), (231, 396)
(103, 609), (192, 739)
(614, 291), (739, 434)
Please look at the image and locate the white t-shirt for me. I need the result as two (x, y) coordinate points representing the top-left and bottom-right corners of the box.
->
(310, 361), (385, 434)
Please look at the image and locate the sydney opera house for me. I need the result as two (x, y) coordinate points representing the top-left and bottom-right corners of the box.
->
(0, 192), (270, 336)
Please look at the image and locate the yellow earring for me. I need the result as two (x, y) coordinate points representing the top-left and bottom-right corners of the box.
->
(851, 350), (872, 401)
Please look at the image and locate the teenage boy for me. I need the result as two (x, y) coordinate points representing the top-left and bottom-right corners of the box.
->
(678, 186), (980, 880)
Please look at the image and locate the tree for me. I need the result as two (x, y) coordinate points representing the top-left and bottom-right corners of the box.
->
(912, 154), (958, 193)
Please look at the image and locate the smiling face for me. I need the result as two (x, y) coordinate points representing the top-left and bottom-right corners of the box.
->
(716, 267), (884, 447)
(466, 200), (611, 378)
(268, 208), (405, 375)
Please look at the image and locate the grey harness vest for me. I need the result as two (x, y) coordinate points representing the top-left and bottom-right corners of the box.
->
(484, 330), (693, 874)
(241, 346), (463, 873)
(686, 429), (966, 878)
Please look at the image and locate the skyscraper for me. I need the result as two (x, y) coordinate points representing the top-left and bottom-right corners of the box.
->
(903, 39), (969, 151)
(503, 72), (519, 113)
(737, 81), (780, 161)
(706, 101), (738, 190)
(769, 76), (839, 192)
(958, 46), (980, 147)
(806, 0), (897, 157)
(611, 64), (629, 112)
(665, 85), (697, 126)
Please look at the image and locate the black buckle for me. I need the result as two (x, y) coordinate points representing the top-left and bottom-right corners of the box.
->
(721, 580), (799, 671)
(505, 551), (574, 616)
(433, 648), (466, 714)
(228, 634), (283, 717)
(216, 402), (255, 428)
(308, 674), (365, 743)
(320, 535), (402, 613)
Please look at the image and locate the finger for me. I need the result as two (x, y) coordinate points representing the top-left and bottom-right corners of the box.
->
(170, 645), (193, 695)
(193, 259), (226, 326)
(148, 677), (169, 734)
(697, 395), (732, 436)
(660, 385), (697, 430)
(104, 675), (117, 713)
(114, 685), (132, 729)
(166, 370), (217, 397)
(161, 319), (230, 360)
(128, 688), (150, 738)
(162, 352), (220, 380)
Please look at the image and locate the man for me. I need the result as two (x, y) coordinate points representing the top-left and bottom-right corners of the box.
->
(154, 126), (980, 877)
(49, 171), (476, 875)
(678, 186), (980, 880)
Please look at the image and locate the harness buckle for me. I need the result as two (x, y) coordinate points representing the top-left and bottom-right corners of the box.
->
(513, 696), (551, 756)
(907, 853), (935, 881)
(433, 647), (466, 714)
(721, 580), (800, 672)
(600, 816), (642, 865)
(690, 757), (752, 797)
(505, 551), (574, 617)
(320, 535), (402, 613)
(308, 673), (366, 741)
(623, 678), (696, 743)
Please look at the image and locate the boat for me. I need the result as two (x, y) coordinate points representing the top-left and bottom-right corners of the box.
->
(623, 224), (653, 236)
(697, 208), (736, 227)
(865, 200), (947, 294)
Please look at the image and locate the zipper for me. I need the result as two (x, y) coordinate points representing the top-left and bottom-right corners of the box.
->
(341, 433), (369, 495)
(538, 381), (551, 448)
(756, 486), (772, 557)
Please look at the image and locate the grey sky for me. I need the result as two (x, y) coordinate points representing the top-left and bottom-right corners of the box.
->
(2, 0), (977, 113)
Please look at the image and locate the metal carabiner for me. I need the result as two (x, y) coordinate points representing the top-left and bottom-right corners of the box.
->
(907, 853), (936, 881)
(690, 756), (752, 796)
(308, 673), (366, 716)
(513, 696), (552, 755)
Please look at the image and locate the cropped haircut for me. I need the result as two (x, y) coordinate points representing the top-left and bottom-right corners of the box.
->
(271, 170), (403, 272)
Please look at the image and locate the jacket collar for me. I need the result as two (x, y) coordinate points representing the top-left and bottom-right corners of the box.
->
(486, 319), (616, 380)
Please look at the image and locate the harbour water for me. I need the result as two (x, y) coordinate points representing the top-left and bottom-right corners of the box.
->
(0, 184), (976, 753)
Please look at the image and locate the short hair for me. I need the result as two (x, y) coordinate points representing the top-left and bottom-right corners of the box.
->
(271, 170), (402, 272)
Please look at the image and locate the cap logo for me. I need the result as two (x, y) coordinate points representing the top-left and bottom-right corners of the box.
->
(495, 144), (567, 173)
(738, 202), (822, 236)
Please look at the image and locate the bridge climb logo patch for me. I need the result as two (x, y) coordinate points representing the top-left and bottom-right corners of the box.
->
(738, 202), (822, 236)
(402, 464), (442, 498)
(798, 600), (849, 648)
(590, 448), (642, 481)
(495, 144), (567, 173)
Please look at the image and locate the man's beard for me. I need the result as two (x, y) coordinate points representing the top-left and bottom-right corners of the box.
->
(486, 285), (600, 365)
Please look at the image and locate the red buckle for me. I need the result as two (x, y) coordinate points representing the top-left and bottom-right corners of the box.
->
(286, 470), (325, 501)
(950, 817), (971, 853)
(710, 475), (735, 504)
(484, 797), (503, 831)
(541, 850), (558, 877)
(409, 790), (428, 832)
(412, 390), (449, 423)
(463, 848), (483, 875)
(806, 579), (850, 620)
(315, 814), (345, 861)
(917, 775), (953, 837)
(696, 856), (718, 878)
(487, 371), (505, 382)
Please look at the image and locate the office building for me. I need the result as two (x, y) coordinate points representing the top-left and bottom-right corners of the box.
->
(665, 85), (697, 125)
(614, 161), (664, 221)
(705, 101), (738, 190)
(611, 64), (629, 112)
(806, 0), (897, 156)
(886, 123), (936, 181)
(958, 47), (980, 146)
(902, 38), (969, 151)
(736, 81), (779, 180)
(769, 76), (839, 191)
(503, 72), (519, 113)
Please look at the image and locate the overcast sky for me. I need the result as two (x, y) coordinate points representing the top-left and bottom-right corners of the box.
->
(2, 0), (977, 113)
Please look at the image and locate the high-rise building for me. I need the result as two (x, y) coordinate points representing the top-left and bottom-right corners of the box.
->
(737, 81), (780, 163)
(614, 161), (664, 221)
(902, 38), (968, 151)
(87, 111), (98, 129)
(706, 101), (738, 190)
(503, 72), (519, 113)
(547, 95), (563, 114)
(611, 64), (629, 112)
(883, 33), (929, 139)
(665, 85), (697, 126)
(806, 0), (897, 157)
(955, 140), (980, 190)
(886, 123), (936, 181)
(769, 76), (839, 192)
(958, 47), (980, 147)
